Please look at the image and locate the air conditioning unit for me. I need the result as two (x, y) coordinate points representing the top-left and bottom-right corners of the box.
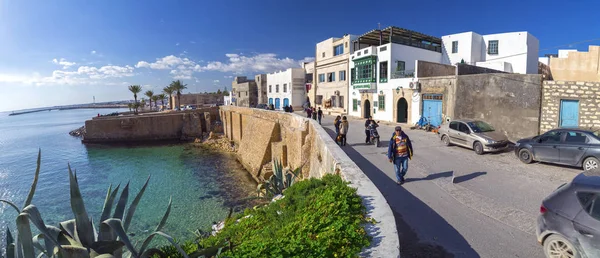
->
(334, 90), (340, 96)
(409, 82), (415, 89)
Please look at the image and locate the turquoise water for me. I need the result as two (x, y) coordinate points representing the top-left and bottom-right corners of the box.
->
(0, 109), (257, 246)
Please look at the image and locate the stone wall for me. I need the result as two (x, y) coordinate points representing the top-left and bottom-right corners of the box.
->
(454, 74), (542, 141)
(540, 81), (600, 133)
(220, 106), (399, 257)
(418, 76), (458, 123)
(456, 63), (507, 75)
(83, 107), (219, 143)
(416, 60), (456, 77)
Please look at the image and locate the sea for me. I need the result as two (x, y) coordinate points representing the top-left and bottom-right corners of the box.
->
(0, 108), (257, 247)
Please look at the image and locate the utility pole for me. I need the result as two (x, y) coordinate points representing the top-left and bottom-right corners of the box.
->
(93, 96), (95, 104)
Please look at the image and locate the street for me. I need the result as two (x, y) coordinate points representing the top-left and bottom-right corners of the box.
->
(318, 114), (581, 258)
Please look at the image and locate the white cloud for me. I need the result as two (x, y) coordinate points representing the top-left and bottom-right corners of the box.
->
(0, 64), (135, 86)
(91, 50), (97, 55)
(213, 80), (220, 83)
(190, 41), (196, 44)
(52, 58), (76, 69)
(135, 55), (194, 70)
(200, 53), (313, 74)
(224, 75), (233, 78)
(175, 42), (180, 46)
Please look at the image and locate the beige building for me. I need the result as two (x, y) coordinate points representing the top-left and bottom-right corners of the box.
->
(171, 92), (225, 109)
(549, 46), (600, 82)
(302, 61), (315, 107)
(255, 74), (268, 105)
(231, 76), (258, 107)
(314, 34), (357, 115)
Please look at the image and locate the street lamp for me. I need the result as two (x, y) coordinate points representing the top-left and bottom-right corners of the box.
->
(395, 87), (401, 94)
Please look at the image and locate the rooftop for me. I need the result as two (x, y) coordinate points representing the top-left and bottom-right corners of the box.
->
(354, 26), (442, 53)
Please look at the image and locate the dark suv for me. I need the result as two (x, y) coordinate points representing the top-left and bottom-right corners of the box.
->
(538, 170), (600, 257)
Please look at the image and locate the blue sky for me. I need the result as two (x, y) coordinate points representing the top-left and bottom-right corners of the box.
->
(1, 0), (598, 111)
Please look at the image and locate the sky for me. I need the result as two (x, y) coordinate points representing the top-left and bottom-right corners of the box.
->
(0, 0), (599, 112)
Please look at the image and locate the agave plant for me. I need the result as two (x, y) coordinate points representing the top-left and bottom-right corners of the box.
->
(0, 150), (188, 258)
(257, 160), (303, 197)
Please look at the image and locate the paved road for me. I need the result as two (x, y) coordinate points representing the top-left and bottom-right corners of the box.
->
(317, 114), (581, 258)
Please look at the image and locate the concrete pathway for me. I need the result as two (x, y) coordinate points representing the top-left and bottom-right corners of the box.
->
(313, 114), (580, 258)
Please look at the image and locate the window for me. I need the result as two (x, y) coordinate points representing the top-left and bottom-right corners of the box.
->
(318, 74), (325, 83)
(327, 72), (335, 82)
(357, 64), (374, 80)
(379, 61), (388, 82)
(246, 92), (248, 96)
(449, 121), (459, 130)
(380, 46), (387, 52)
(339, 70), (346, 81)
(322, 52), (325, 58)
(345, 42), (348, 48)
(396, 61), (405, 72)
(276, 84), (279, 93)
(269, 85), (272, 93)
(452, 41), (458, 53)
(339, 96), (344, 108)
(458, 123), (470, 133)
(238, 92), (241, 97)
(578, 192), (595, 210)
(351, 68), (355, 82)
(353, 99), (358, 111)
(539, 131), (562, 144)
(578, 193), (600, 221)
(565, 131), (588, 143)
(331, 96), (336, 107)
(334, 44), (344, 56)
(283, 84), (287, 93)
(378, 95), (385, 110)
(316, 95), (323, 105)
(488, 40), (499, 55)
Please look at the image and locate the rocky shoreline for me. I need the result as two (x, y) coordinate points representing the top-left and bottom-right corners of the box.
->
(194, 132), (237, 153)
(69, 126), (86, 137)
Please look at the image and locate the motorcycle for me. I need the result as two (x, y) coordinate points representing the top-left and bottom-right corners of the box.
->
(369, 122), (380, 147)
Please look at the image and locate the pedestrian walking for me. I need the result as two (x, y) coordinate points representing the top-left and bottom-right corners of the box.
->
(387, 126), (414, 185)
(311, 107), (317, 120)
(317, 107), (323, 125)
(306, 107), (313, 118)
(334, 115), (341, 135)
(339, 116), (349, 146)
(364, 116), (374, 144)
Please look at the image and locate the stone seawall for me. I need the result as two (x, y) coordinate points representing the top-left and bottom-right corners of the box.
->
(83, 107), (220, 143)
(220, 106), (400, 257)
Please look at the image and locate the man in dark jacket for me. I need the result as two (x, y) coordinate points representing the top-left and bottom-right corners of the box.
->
(387, 126), (414, 185)
(364, 116), (374, 143)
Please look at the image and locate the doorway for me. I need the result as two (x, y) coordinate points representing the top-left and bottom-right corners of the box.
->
(364, 100), (371, 118)
(560, 99), (579, 127)
(397, 98), (408, 123)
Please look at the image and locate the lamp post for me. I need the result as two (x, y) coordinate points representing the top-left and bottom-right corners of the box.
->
(395, 87), (400, 94)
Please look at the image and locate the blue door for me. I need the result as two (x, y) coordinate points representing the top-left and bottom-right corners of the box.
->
(275, 98), (281, 109)
(423, 94), (443, 127)
(269, 98), (273, 105)
(283, 98), (290, 107)
(560, 100), (579, 127)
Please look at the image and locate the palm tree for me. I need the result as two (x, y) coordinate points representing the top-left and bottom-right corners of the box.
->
(151, 95), (160, 111)
(157, 94), (167, 110)
(170, 80), (188, 111)
(162, 86), (175, 110)
(145, 90), (154, 110)
(140, 98), (146, 111)
(128, 85), (142, 114)
(127, 103), (133, 112)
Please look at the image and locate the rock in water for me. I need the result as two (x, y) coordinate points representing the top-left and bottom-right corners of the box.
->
(69, 126), (86, 137)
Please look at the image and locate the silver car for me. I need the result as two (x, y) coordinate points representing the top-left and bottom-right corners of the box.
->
(438, 119), (509, 155)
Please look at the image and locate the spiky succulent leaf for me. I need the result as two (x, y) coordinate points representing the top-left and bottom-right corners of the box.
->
(113, 182), (130, 220)
(138, 231), (188, 258)
(6, 228), (14, 258)
(0, 200), (20, 214)
(138, 197), (172, 254)
(23, 149), (41, 209)
(124, 176), (150, 231)
(68, 164), (94, 247)
(89, 240), (125, 255)
(102, 219), (138, 257)
(59, 220), (77, 241)
(31, 234), (45, 254)
(21, 205), (62, 253)
(55, 245), (88, 257)
(98, 220), (117, 242)
(16, 213), (35, 258)
(94, 254), (116, 258)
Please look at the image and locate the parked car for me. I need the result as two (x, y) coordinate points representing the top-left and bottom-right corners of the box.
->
(515, 128), (600, 171)
(438, 119), (509, 155)
(537, 170), (600, 258)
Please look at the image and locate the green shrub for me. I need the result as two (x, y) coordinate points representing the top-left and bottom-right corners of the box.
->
(160, 174), (371, 257)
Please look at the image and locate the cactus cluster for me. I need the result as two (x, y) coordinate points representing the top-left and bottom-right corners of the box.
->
(0, 150), (187, 258)
(256, 160), (303, 197)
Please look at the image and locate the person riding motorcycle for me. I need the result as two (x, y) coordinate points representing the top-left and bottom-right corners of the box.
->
(368, 120), (380, 144)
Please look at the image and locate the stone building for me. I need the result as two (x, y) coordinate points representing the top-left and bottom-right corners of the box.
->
(255, 74), (268, 105)
(171, 92), (225, 109)
(231, 76), (258, 107)
(303, 61), (315, 107)
(540, 81), (600, 133)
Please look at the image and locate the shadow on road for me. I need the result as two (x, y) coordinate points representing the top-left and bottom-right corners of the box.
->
(323, 127), (480, 258)
(405, 171), (453, 183)
(453, 172), (487, 184)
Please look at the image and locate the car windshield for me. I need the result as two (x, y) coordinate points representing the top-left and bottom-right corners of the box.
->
(467, 121), (495, 133)
(594, 129), (600, 138)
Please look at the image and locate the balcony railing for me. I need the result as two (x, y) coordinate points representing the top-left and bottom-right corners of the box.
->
(390, 70), (415, 79)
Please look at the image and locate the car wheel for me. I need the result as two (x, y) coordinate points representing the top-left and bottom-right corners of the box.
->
(441, 135), (451, 146)
(583, 157), (600, 171)
(473, 142), (484, 155)
(518, 149), (533, 164)
(543, 234), (579, 258)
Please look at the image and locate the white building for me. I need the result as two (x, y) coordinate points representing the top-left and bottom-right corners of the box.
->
(266, 68), (306, 110)
(441, 31), (539, 74)
(347, 26), (443, 125)
(224, 95), (232, 106)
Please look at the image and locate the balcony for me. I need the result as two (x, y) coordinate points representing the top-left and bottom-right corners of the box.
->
(390, 70), (415, 79)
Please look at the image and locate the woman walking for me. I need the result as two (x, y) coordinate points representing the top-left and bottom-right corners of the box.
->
(339, 116), (349, 146)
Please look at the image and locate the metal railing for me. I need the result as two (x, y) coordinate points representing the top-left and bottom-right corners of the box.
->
(390, 70), (415, 79)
